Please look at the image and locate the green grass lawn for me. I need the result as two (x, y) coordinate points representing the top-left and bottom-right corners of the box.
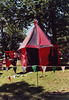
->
(0, 65), (69, 100)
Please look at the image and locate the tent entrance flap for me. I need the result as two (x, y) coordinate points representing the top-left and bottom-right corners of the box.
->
(48, 47), (60, 65)
(26, 48), (39, 66)
(39, 47), (51, 66)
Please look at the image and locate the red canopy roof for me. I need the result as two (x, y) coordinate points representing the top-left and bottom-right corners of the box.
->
(18, 23), (53, 50)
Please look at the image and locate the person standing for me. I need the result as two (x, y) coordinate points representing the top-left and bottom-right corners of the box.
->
(5, 55), (11, 72)
(13, 51), (18, 74)
(19, 52), (26, 73)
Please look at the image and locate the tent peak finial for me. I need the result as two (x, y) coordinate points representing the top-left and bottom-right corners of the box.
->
(34, 19), (37, 25)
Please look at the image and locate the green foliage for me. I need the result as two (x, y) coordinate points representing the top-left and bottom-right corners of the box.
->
(0, 0), (69, 54)
(24, 0), (69, 54)
(0, 0), (27, 52)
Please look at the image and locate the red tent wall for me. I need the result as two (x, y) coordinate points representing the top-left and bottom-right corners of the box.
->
(57, 47), (61, 65)
(21, 47), (51, 66)
(48, 45), (61, 66)
(53, 45), (61, 65)
(39, 47), (51, 66)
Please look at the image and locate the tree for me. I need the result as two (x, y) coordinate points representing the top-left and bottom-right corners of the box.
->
(0, 0), (69, 55)
(0, 0), (27, 53)
(23, 0), (69, 54)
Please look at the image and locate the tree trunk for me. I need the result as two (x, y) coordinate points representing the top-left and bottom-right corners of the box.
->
(49, 3), (57, 43)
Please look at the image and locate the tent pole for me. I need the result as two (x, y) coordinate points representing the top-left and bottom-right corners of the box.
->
(37, 65), (38, 87)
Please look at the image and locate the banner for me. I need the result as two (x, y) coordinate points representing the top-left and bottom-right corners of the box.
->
(5, 51), (14, 59)
(42, 66), (47, 73)
(52, 67), (56, 73)
(6, 59), (11, 67)
(61, 66), (65, 72)
(32, 65), (37, 72)
(13, 67), (17, 73)
(6, 67), (8, 72)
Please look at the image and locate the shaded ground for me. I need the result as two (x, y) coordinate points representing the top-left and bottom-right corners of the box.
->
(0, 64), (69, 100)
(0, 81), (69, 100)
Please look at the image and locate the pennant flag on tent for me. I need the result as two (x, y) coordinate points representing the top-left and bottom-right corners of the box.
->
(42, 66), (47, 73)
(8, 76), (11, 81)
(13, 67), (17, 73)
(52, 67), (56, 73)
(34, 19), (37, 25)
(32, 65), (37, 72)
(6, 67), (8, 72)
(22, 67), (26, 73)
(61, 66), (65, 72)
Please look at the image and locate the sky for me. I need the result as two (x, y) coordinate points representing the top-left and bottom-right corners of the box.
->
(26, 23), (34, 35)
